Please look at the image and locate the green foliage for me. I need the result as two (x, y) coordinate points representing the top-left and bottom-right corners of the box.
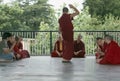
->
(0, 4), (27, 30)
(0, 0), (55, 31)
(84, 0), (120, 18)
(73, 7), (120, 31)
(21, 1), (55, 30)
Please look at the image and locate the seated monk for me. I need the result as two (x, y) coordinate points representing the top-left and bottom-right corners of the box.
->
(14, 36), (30, 60)
(73, 34), (85, 58)
(95, 37), (107, 59)
(51, 35), (63, 57)
(97, 35), (120, 64)
(0, 32), (15, 61)
(7, 35), (18, 59)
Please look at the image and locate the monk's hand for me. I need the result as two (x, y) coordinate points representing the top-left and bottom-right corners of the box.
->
(100, 52), (104, 56)
(76, 51), (80, 55)
(58, 52), (62, 56)
(16, 54), (21, 59)
(94, 48), (98, 52)
(59, 53), (62, 56)
(69, 4), (75, 9)
(96, 59), (102, 63)
(78, 50), (82, 53)
(74, 52), (77, 55)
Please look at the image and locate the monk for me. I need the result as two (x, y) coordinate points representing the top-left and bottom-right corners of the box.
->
(51, 35), (63, 57)
(14, 36), (30, 60)
(0, 32), (16, 61)
(7, 35), (19, 60)
(95, 37), (107, 59)
(73, 34), (85, 58)
(59, 4), (79, 62)
(97, 35), (120, 64)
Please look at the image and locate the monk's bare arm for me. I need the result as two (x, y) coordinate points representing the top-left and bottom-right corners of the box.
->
(69, 4), (79, 18)
(3, 42), (16, 54)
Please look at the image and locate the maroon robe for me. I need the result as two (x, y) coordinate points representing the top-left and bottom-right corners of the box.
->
(73, 40), (85, 58)
(14, 42), (30, 59)
(51, 40), (63, 57)
(99, 41), (120, 64)
(59, 13), (74, 60)
(95, 42), (107, 59)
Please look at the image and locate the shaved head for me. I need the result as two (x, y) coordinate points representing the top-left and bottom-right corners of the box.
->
(105, 35), (113, 41)
(96, 37), (103, 41)
(104, 35), (113, 44)
(63, 7), (69, 13)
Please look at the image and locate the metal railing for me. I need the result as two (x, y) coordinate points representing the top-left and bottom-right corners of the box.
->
(0, 31), (120, 56)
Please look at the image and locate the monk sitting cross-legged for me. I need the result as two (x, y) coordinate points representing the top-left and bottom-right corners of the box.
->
(97, 35), (120, 65)
(14, 36), (30, 60)
(51, 35), (63, 57)
(73, 34), (85, 58)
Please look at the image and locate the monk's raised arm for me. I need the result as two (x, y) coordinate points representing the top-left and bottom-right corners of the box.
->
(69, 4), (79, 18)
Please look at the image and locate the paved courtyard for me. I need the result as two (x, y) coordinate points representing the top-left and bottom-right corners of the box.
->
(0, 56), (120, 81)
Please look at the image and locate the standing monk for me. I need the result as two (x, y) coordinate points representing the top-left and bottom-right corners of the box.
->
(59, 4), (79, 62)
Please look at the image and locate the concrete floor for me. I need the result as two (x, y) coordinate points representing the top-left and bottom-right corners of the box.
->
(0, 56), (120, 81)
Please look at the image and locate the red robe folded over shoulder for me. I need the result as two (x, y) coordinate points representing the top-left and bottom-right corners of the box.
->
(99, 41), (120, 64)
(51, 40), (63, 57)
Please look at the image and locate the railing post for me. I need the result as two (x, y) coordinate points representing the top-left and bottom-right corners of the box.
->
(104, 31), (107, 36)
(50, 31), (52, 54)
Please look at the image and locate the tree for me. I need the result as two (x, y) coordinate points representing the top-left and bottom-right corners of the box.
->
(14, 0), (56, 30)
(0, 0), (56, 30)
(73, 7), (120, 31)
(84, 0), (120, 18)
(0, 4), (30, 31)
(0, 0), (56, 31)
